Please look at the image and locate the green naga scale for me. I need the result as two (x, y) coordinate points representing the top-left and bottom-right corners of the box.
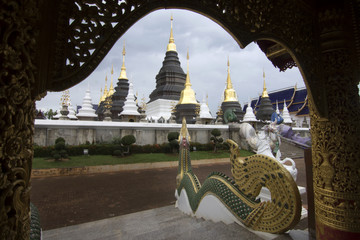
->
(175, 118), (301, 234)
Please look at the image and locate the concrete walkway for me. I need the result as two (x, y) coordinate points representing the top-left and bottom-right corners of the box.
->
(42, 205), (309, 240)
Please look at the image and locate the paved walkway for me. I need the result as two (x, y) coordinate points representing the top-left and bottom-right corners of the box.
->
(42, 205), (310, 240)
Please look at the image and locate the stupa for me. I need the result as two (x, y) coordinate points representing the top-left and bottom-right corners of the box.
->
(243, 99), (257, 122)
(146, 16), (186, 121)
(110, 42), (130, 120)
(77, 85), (98, 120)
(220, 58), (244, 122)
(198, 94), (214, 124)
(68, 101), (78, 120)
(174, 50), (199, 124)
(119, 81), (140, 122)
(282, 99), (293, 124)
(255, 71), (274, 121)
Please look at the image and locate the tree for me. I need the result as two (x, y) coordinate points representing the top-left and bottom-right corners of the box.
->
(45, 109), (57, 119)
(121, 135), (136, 155)
(168, 132), (179, 153)
(210, 129), (223, 153)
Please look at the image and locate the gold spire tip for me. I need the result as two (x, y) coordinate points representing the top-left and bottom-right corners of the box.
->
(111, 64), (113, 74)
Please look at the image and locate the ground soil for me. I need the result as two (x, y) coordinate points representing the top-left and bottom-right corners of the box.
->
(31, 156), (307, 231)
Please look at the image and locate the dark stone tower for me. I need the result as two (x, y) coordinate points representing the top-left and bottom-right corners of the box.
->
(256, 74), (274, 121)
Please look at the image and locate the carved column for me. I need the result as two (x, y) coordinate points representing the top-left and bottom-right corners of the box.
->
(310, 4), (360, 239)
(0, 1), (39, 239)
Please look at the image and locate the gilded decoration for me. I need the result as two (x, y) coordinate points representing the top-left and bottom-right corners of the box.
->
(0, 0), (39, 239)
(309, 4), (360, 231)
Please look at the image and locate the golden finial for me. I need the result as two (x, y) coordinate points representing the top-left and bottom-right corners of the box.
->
(206, 93), (209, 106)
(119, 41), (128, 79)
(60, 90), (70, 106)
(108, 65), (115, 97)
(224, 57), (238, 102)
(167, 14), (177, 52)
(178, 49), (198, 105)
(262, 69), (269, 98)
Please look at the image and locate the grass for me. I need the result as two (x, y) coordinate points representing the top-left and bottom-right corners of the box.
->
(32, 149), (254, 169)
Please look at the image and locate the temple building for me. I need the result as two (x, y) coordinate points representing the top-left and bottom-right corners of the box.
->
(146, 16), (186, 121)
(244, 84), (309, 127)
(119, 81), (141, 122)
(77, 85), (98, 121)
(220, 58), (244, 122)
(174, 51), (199, 124)
(254, 72), (275, 121)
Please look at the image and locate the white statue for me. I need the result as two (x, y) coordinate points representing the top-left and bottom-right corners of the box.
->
(239, 122), (298, 181)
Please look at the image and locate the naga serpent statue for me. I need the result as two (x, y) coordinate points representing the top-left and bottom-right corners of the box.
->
(175, 118), (301, 234)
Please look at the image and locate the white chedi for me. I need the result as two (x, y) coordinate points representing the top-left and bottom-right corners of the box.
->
(77, 87), (97, 118)
(199, 97), (213, 119)
(242, 100), (257, 122)
(120, 82), (140, 116)
(53, 106), (62, 119)
(67, 101), (78, 120)
(282, 99), (293, 124)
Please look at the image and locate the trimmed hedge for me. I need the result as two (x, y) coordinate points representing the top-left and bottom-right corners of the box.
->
(33, 142), (218, 158)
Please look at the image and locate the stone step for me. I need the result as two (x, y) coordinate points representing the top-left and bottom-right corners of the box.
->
(42, 205), (309, 240)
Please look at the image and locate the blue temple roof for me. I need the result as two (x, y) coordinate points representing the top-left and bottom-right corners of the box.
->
(247, 86), (309, 117)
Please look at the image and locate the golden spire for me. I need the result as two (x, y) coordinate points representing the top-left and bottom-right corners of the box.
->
(178, 50), (198, 105)
(108, 65), (115, 97)
(166, 14), (177, 52)
(223, 57), (238, 102)
(100, 75), (108, 102)
(119, 41), (128, 79)
(99, 88), (102, 104)
(262, 70), (269, 98)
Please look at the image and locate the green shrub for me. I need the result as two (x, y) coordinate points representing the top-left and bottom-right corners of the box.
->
(55, 137), (65, 144)
(53, 153), (61, 161)
(121, 135), (136, 154)
(210, 129), (223, 153)
(167, 132), (179, 142)
(113, 149), (123, 157)
(34, 145), (54, 158)
(55, 141), (65, 151)
(112, 137), (122, 145)
(121, 135), (136, 146)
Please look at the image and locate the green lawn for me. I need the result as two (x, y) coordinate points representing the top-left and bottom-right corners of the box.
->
(32, 150), (254, 169)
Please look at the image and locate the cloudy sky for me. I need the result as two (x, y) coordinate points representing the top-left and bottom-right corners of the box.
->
(36, 9), (305, 115)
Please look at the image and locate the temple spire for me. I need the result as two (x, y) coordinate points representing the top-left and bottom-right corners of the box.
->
(119, 41), (128, 79)
(108, 64), (115, 97)
(223, 57), (238, 102)
(167, 14), (177, 52)
(262, 70), (269, 98)
(178, 50), (198, 104)
(101, 75), (108, 102)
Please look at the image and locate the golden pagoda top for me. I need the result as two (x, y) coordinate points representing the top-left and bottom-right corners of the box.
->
(261, 70), (269, 98)
(100, 75), (108, 102)
(166, 15), (177, 52)
(224, 57), (238, 102)
(119, 41), (128, 79)
(108, 64), (115, 97)
(178, 50), (198, 105)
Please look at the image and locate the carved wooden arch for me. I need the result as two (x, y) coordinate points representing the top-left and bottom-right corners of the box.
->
(37, 0), (327, 118)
